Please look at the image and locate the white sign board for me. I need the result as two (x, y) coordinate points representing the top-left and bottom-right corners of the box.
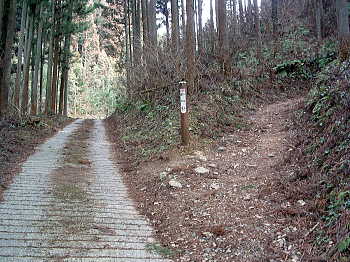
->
(180, 88), (187, 113)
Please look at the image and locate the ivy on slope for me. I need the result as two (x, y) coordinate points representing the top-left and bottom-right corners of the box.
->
(300, 59), (350, 260)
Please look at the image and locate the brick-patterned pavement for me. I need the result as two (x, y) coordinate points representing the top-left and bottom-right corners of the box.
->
(0, 120), (171, 262)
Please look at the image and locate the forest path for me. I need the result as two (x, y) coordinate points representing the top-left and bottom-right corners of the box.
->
(121, 97), (305, 261)
(0, 120), (171, 261)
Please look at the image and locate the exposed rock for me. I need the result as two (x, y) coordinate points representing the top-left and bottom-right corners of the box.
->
(243, 195), (251, 201)
(297, 200), (306, 206)
(208, 163), (217, 168)
(159, 171), (168, 181)
(202, 232), (213, 238)
(195, 167), (210, 174)
(218, 147), (226, 152)
(194, 151), (207, 162)
(169, 179), (183, 188)
(210, 183), (220, 190)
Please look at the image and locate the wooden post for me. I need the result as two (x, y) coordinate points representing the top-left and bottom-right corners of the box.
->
(179, 81), (189, 146)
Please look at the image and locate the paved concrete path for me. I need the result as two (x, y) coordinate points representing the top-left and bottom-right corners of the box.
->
(0, 120), (172, 262)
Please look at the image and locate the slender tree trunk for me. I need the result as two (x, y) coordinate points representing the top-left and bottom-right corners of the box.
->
(51, 37), (60, 114)
(253, 0), (261, 59)
(59, 1), (73, 116)
(194, 0), (198, 51)
(46, 2), (55, 114)
(171, 0), (180, 52)
(58, 65), (65, 115)
(128, 0), (133, 66)
(337, 0), (350, 61)
(183, 0), (195, 145)
(215, 0), (219, 31)
(231, 0), (237, 36)
(197, 0), (203, 53)
(315, 0), (322, 41)
(0, 0), (4, 43)
(21, 8), (34, 115)
(39, 32), (45, 114)
(14, 0), (27, 110)
(141, 0), (148, 47)
(0, 0), (17, 116)
(31, 3), (44, 115)
(210, 0), (215, 52)
(238, 0), (244, 35)
(247, 0), (253, 31)
(148, 0), (157, 46)
(218, 0), (227, 73)
(165, 9), (170, 45)
(133, 0), (141, 64)
(124, 0), (131, 90)
(272, 0), (278, 38)
(181, 0), (186, 37)
(63, 67), (69, 116)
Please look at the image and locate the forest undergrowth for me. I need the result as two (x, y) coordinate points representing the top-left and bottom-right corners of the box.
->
(108, 31), (334, 161)
(276, 59), (350, 261)
(106, 30), (350, 260)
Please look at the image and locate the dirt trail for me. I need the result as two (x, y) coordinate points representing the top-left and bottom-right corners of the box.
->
(116, 98), (305, 262)
(0, 98), (305, 262)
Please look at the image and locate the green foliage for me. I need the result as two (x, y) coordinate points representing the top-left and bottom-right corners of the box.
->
(68, 49), (125, 118)
(338, 237), (350, 253)
(274, 59), (310, 79)
(274, 51), (337, 80)
(146, 243), (176, 257)
(324, 191), (350, 226)
(300, 58), (350, 259)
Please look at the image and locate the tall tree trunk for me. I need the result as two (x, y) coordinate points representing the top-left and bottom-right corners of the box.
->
(272, 0), (278, 38)
(133, 0), (141, 64)
(148, 0), (157, 46)
(141, 0), (148, 47)
(31, 3), (44, 115)
(59, 0), (73, 116)
(51, 37), (60, 114)
(197, 0), (203, 53)
(210, 0), (215, 52)
(165, 8), (170, 45)
(127, 0), (133, 66)
(171, 0), (180, 52)
(215, 0), (219, 31)
(63, 67), (69, 116)
(218, 0), (227, 72)
(0, 0), (17, 116)
(253, 0), (261, 59)
(39, 32), (45, 114)
(46, 1), (55, 114)
(337, 0), (350, 61)
(0, 0), (4, 43)
(231, 0), (237, 36)
(21, 7), (34, 115)
(181, 0), (186, 37)
(124, 0), (131, 90)
(315, 0), (322, 41)
(183, 0), (195, 145)
(14, 0), (27, 110)
(238, 0), (244, 35)
(247, 0), (253, 31)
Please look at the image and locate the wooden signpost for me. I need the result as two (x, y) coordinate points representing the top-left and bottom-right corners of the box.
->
(179, 81), (189, 146)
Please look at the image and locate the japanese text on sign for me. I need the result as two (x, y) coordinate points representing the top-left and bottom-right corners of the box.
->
(180, 88), (187, 113)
